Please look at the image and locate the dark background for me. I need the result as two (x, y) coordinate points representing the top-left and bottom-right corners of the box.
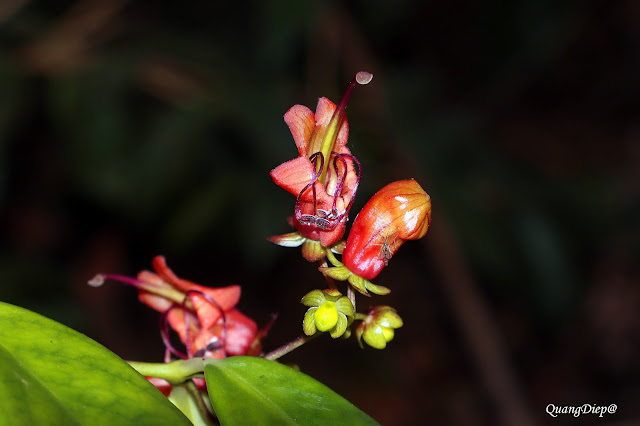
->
(1, 1), (638, 425)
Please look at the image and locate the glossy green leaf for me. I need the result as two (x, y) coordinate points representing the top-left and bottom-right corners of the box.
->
(204, 356), (379, 426)
(0, 302), (191, 426)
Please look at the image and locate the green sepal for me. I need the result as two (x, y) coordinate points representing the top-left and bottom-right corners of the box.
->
(347, 273), (369, 295)
(319, 265), (352, 281)
(267, 232), (305, 247)
(330, 314), (348, 339)
(301, 289), (326, 306)
(335, 297), (354, 322)
(363, 325), (388, 349)
(364, 279), (391, 296)
(378, 309), (403, 329)
(303, 308), (318, 335)
(301, 239), (327, 262)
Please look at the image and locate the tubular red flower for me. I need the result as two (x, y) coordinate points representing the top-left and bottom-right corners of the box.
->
(270, 72), (371, 247)
(343, 179), (431, 280)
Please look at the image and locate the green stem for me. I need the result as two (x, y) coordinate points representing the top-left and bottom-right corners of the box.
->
(347, 285), (356, 313)
(325, 249), (343, 267)
(128, 358), (205, 384)
(320, 258), (337, 290)
(184, 380), (218, 425)
(262, 334), (320, 361)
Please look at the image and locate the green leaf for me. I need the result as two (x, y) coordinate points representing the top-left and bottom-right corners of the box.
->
(0, 302), (191, 426)
(204, 356), (379, 426)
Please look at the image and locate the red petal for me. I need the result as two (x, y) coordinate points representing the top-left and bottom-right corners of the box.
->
(314, 97), (334, 126)
(223, 309), (259, 356)
(146, 377), (172, 397)
(314, 97), (349, 152)
(166, 307), (192, 345)
(192, 378), (208, 390)
(284, 105), (315, 156)
(152, 256), (193, 292)
(137, 269), (173, 290)
(149, 256), (241, 328)
(319, 218), (348, 247)
(138, 291), (173, 313)
(187, 285), (241, 330)
(192, 328), (219, 353)
(270, 157), (315, 196)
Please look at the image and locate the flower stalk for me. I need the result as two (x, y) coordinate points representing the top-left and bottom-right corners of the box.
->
(128, 358), (205, 384)
(262, 334), (319, 361)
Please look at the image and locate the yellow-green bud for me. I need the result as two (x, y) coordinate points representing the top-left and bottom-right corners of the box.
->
(300, 289), (354, 339)
(381, 326), (395, 342)
(356, 306), (403, 349)
(315, 301), (338, 331)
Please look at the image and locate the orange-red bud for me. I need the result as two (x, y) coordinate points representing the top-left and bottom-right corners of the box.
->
(343, 179), (431, 280)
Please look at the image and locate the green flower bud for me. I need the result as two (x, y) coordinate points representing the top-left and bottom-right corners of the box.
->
(300, 289), (354, 338)
(356, 306), (403, 349)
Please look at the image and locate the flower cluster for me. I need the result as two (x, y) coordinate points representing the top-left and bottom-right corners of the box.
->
(269, 71), (432, 348)
(88, 72), (431, 420)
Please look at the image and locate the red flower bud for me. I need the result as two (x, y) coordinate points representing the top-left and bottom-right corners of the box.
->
(343, 179), (431, 280)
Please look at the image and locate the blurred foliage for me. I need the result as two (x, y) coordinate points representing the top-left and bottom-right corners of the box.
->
(1, 0), (639, 424)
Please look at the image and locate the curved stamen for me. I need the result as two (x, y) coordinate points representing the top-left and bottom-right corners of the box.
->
(336, 152), (362, 215)
(295, 152), (324, 223)
(331, 152), (362, 212)
(159, 305), (190, 360)
(330, 153), (348, 214)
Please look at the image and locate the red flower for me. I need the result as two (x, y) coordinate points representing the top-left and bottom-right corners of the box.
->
(270, 72), (372, 247)
(90, 256), (260, 359)
(343, 179), (431, 280)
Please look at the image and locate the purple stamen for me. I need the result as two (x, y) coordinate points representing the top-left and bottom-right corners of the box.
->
(330, 154), (348, 213)
(295, 152), (324, 224)
(88, 273), (169, 292)
(159, 305), (189, 360)
(343, 153), (361, 214)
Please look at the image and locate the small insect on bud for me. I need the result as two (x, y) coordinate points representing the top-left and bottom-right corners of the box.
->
(343, 179), (431, 280)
